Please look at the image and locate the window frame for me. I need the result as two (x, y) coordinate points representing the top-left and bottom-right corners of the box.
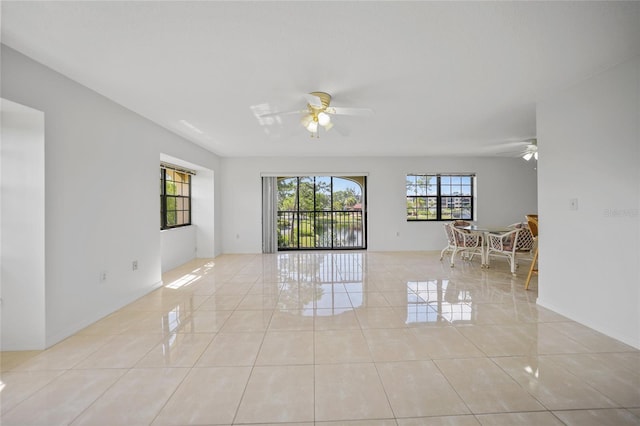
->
(406, 173), (475, 221)
(160, 165), (192, 230)
(276, 175), (367, 250)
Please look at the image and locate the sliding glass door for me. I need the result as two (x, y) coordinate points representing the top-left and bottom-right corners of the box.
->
(277, 176), (366, 250)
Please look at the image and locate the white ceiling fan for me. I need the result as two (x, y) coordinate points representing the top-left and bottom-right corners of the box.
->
(521, 138), (538, 161)
(482, 137), (538, 160)
(257, 91), (373, 138)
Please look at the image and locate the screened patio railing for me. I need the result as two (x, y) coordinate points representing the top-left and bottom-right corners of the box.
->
(277, 210), (364, 250)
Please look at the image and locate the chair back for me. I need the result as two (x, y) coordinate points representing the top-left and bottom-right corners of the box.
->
(513, 223), (534, 251)
(487, 228), (520, 252)
(526, 214), (539, 238)
(443, 223), (456, 246)
(451, 225), (481, 248)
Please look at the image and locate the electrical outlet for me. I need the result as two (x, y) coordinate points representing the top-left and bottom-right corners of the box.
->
(99, 271), (107, 283)
(132, 260), (138, 271)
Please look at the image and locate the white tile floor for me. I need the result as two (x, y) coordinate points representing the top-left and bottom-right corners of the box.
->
(1, 251), (639, 425)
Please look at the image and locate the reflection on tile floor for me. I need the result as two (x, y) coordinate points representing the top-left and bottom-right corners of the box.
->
(2, 251), (639, 425)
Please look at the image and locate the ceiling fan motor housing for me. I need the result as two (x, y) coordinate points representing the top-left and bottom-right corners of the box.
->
(309, 92), (332, 111)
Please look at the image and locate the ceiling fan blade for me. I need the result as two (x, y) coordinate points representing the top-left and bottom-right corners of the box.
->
(480, 136), (537, 157)
(303, 93), (323, 108)
(326, 106), (374, 116)
(258, 109), (304, 118)
(333, 122), (351, 137)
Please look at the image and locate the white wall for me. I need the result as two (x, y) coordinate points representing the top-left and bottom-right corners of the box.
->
(220, 156), (537, 253)
(192, 168), (216, 258)
(537, 56), (640, 348)
(160, 226), (196, 273)
(0, 99), (46, 350)
(1, 45), (222, 348)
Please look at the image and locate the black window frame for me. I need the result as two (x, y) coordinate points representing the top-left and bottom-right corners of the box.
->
(160, 166), (192, 230)
(276, 175), (367, 250)
(406, 173), (475, 221)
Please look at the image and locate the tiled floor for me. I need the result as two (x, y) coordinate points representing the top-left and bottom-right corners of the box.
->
(1, 251), (639, 425)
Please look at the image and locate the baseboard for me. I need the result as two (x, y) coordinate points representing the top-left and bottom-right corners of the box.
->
(537, 297), (640, 350)
(44, 279), (164, 349)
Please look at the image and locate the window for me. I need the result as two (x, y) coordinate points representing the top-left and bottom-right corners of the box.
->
(406, 174), (474, 221)
(276, 176), (366, 250)
(160, 165), (192, 229)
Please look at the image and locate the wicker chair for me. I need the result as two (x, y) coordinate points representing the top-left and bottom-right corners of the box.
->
(508, 222), (535, 253)
(485, 228), (522, 275)
(440, 223), (483, 268)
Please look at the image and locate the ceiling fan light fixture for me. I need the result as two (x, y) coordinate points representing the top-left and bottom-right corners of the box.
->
(523, 152), (534, 161)
(317, 111), (331, 126)
(306, 120), (318, 133)
(301, 113), (317, 128)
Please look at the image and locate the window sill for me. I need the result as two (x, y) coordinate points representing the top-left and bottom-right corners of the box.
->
(160, 225), (194, 232)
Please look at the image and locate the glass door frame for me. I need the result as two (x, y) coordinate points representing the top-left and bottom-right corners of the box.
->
(277, 176), (367, 251)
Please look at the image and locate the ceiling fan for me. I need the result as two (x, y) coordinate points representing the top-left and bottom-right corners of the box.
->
(258, 92), (373, 138)
(521, 138), (538, 161)
(482, 137), (538, 160)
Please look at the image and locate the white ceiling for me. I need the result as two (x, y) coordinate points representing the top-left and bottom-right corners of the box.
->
(2, 1), (639, 158)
